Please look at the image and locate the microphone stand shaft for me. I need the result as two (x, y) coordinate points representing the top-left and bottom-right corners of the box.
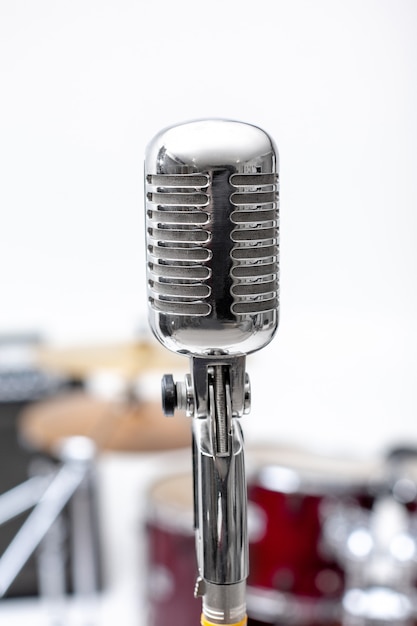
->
(192, 358), (248, 625)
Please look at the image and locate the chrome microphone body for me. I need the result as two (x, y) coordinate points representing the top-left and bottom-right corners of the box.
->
(145, 119), (279, 625)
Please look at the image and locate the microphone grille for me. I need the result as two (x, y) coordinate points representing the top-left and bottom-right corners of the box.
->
(146, 173), (212, 317)
(146, 171), (279, 318)
(230, 172), (279, 316)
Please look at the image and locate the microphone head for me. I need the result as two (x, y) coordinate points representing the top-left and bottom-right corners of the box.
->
(145, 119), (279, 357)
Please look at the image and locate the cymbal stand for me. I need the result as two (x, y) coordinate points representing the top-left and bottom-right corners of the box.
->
(0, 436), (100, 617)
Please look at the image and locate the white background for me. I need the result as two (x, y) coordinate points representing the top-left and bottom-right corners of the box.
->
(1, 0), (417, 457)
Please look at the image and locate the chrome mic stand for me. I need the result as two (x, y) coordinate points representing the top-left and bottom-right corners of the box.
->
(145, 118), (279, 626)
(162, 356), (250, 625)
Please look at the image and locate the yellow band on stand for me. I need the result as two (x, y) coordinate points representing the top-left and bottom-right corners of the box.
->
(200, 615), (247, 626)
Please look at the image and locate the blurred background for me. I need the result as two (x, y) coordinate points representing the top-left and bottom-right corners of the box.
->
(0, 0), (416, 624)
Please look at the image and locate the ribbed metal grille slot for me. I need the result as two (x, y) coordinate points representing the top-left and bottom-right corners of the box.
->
(231, 280), (278, 296)
(150, 281), (210, 299)
(232, 298), (278, 314)
(231, 245), (278, 261)
(231, 191), (277, 205)
(231, 227), (275, 242)
(148, 245), (211, 262)
(230, 172), (279, 316)
(230, 173), (277, 187)
(147, 210), (209, 225)
(231, 262), (276, 279)
(231, 209), (276, 224)
(148, 227), (209, 243)
(148, 192), (208, 206)
(147, 174), (209, 188)
(146, 173), (212, 316)
(149, 263), (210, 280)
(151, 300), (211, 315)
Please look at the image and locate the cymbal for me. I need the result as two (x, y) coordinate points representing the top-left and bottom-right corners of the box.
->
(34, 340), (184, 381)
(18, 392), (191, 455)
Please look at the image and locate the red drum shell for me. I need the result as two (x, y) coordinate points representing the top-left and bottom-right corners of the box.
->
(145, 473), (200, 626)
(246, 445), (381, 624)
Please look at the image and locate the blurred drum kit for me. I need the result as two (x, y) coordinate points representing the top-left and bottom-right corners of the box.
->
(1, 339), (417, 625)
(146, 446), (417, 626)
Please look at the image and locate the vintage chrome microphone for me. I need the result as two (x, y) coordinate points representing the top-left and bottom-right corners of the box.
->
(145, 119), (279, 626)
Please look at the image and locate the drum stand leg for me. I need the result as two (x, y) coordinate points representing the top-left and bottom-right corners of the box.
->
(37, 514), (68, 626)
(69, 464), (101, 597)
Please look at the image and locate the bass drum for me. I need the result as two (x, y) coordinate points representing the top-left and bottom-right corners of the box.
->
(246, 445), (382, 625)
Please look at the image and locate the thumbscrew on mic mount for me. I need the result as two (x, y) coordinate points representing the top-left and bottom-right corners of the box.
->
(161, 374), (176, 416)
(161, 372), (195, 417)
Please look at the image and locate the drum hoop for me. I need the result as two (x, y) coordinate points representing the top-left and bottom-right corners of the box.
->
(246, 586), (341, 624)
(146, 501), (194, 535)
(146, 473), (194, 536)
(254, 463), (382, 497)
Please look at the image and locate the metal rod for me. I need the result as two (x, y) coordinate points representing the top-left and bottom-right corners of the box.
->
(69, 469), (101, 595)
(0, 462), (87, 597)
(0, 476), (52, 526)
